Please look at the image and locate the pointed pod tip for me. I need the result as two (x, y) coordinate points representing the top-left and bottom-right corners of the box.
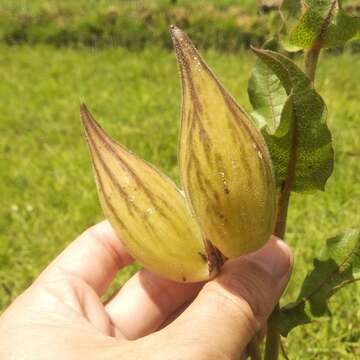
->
(80, 102), (91, 127)
(169, 26), (202, 74)
(79, 103), (101, 137)
(169, 24), (186, 44)
(80, 102), (91, 118)
(169, 24), (180, 35)
(80, 102), (87, 112)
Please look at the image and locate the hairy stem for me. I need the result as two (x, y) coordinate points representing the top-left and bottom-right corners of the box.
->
(305, 0), (336, 83)
(304, 48), (320, 82)
(264, 110), (298, 360)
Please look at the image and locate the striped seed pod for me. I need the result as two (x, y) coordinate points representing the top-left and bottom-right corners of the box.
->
(81, 27), (277, 283)
(80, 104), (211, 283)
(172, 26), (277, 258)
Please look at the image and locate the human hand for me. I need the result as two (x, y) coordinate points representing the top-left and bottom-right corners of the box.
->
(0, 221), (292, 360)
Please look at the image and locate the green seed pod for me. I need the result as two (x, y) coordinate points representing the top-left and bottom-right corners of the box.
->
(81, 27), (277, 283)
(172, 26), (277, 258)
(80, 104), (210, 282)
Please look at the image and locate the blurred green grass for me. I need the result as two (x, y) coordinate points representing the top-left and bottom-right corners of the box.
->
(0, 44), (359, 358)
(0, 0), (267, 50)
(0, 0), (358, 52)
(0, 0), (259, 14)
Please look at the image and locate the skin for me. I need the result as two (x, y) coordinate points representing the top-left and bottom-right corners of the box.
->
(0, 221), (292, 360)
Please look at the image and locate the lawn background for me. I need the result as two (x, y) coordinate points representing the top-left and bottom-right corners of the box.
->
(1, 1), (360, 359)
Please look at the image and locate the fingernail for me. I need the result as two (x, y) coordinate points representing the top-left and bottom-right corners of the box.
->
(249, 237), (292, 280)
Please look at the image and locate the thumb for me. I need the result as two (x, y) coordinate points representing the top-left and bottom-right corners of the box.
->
(163, 237), (292, 359)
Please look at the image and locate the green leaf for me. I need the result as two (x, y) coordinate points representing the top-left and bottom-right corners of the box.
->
(279, 0), (304, 52)
(325, 10), (360, 47)
(289, 1), (360, 49)
(250, 48), (334, 192)
(248, 41), (287, 132)
(278, 229), (360, 336)
(306, 0), (334, 13)
(280, 0), (302, 21)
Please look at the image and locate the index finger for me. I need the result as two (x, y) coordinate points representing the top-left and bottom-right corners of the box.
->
(39, 220), (133, 295)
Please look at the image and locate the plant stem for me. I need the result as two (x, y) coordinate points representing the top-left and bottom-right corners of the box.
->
(304, 48), (320, 82)
(264, 108), (298, 360)
(264, 304), (280, 360)
(264, 198), (291, 360)
(274, 184), (291, 238)
(305, 0), (336, 83)
(264, 29), (324, 359)
(248, 337), (261, 360)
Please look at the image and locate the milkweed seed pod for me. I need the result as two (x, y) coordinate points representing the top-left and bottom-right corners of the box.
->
(80, 104), (210, 283)
(81, 27), (277, 283)
(172, 26), (277, 258)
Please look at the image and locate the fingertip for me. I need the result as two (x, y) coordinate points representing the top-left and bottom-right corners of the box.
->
(40, 220), (134, 295)
(273, 237), (293, 268)
(83, 220), (134, 266)
(86, 220), (117, 241)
